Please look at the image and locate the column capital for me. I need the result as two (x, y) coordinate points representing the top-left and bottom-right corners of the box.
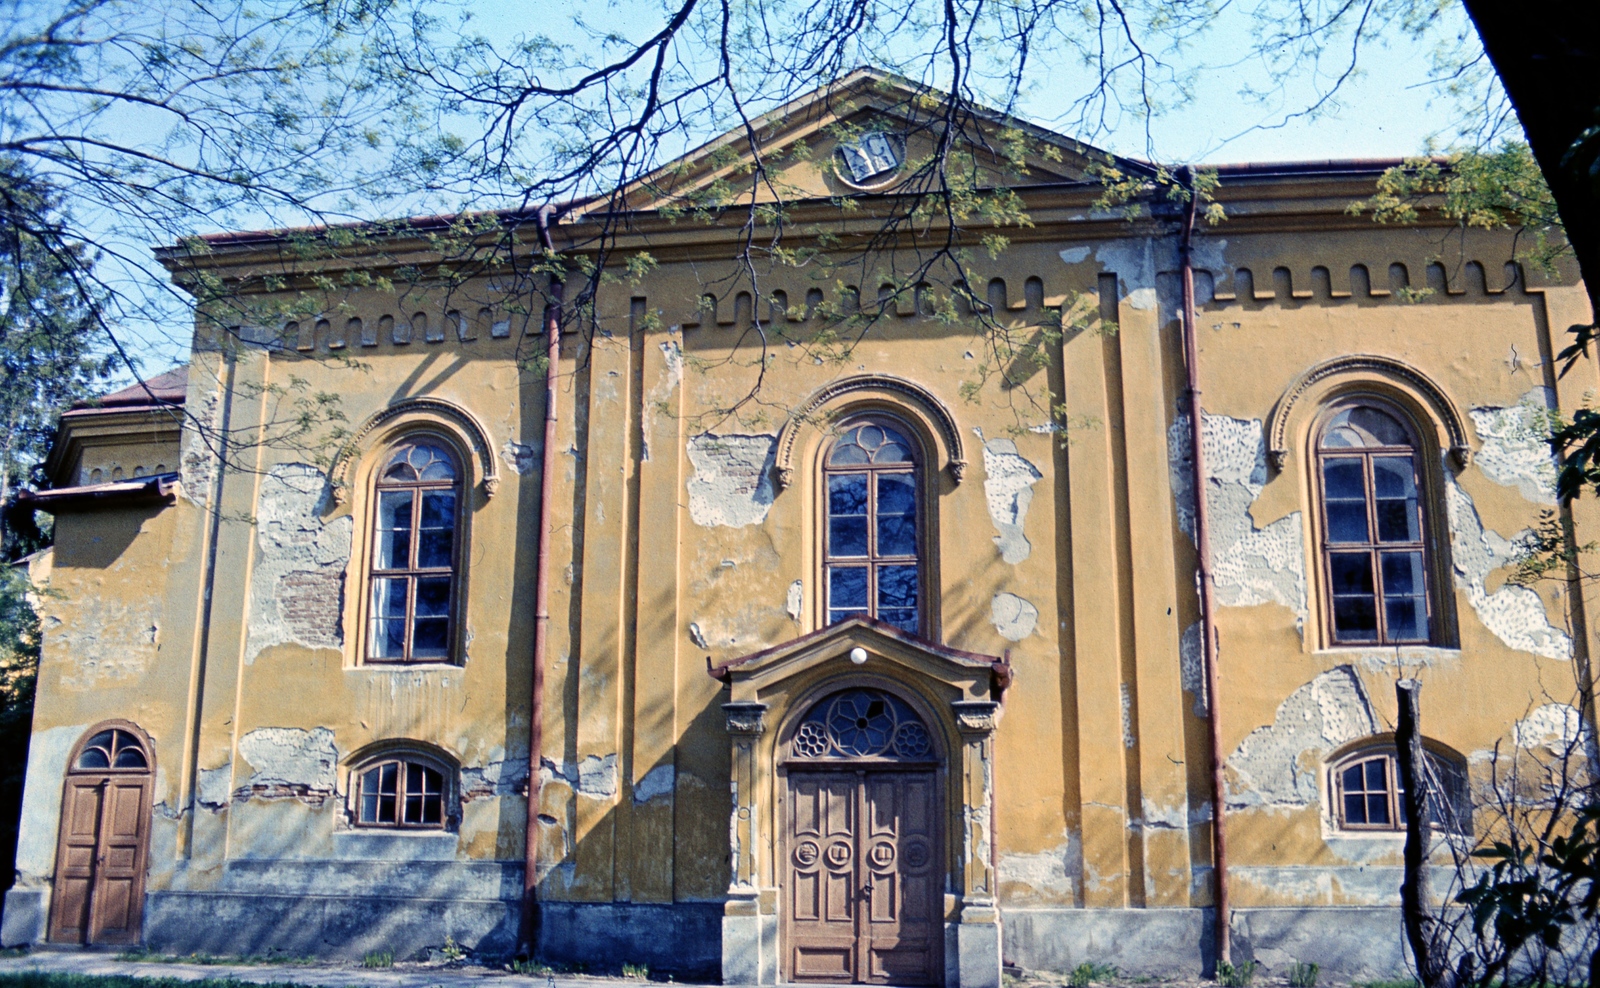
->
(952, 700), (1002, 736)
(723, 701), (769, 736)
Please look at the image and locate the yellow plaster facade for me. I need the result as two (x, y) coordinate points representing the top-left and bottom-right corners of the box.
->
(5, 73), (1597, 984)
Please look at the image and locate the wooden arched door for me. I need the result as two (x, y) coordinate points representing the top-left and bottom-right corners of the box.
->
(50, 724), (153, 944)
(781, 688), (943, 985)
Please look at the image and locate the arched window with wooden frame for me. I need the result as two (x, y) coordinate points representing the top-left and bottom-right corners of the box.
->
(824, 418), (923, 635)
(348, 749), (454, 830)
(1316, 401), (1437, 645)
(1329, 739), (1470, 835)
(367, 437), (462, 663)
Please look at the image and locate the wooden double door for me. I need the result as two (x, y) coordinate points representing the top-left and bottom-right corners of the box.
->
(50, 763), (152, 943)
(785, 769), (942, 985)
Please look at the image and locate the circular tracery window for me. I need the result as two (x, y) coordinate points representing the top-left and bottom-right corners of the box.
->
(788, 688), (934, 761)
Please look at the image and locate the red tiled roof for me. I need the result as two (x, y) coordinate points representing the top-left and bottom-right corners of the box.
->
(69, 366), (187, 412)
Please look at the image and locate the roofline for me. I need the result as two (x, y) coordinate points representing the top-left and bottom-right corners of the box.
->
(19, 473), (180, 511)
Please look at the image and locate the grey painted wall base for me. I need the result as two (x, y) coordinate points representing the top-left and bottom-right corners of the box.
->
(1, 888), (46, 948)
(537, 902), (721, 981)
(1001, 907), (1409, 981)
(144, 891), (520, 960)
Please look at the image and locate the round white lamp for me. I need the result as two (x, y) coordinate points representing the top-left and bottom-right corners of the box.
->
(849, 647), (868, 665)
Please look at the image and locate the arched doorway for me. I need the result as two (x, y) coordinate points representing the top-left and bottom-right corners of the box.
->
(780, 686), (944, 986)
(50, 723), (153, 944)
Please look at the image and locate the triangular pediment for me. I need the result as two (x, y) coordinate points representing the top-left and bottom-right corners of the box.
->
(605, 67), (1141, 214)
(712, 616), (1009, 702)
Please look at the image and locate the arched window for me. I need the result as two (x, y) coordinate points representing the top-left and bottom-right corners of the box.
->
(368, 439), (460, 663)
(1317, 402), (1433, 645)
(1330, 742), (1469, 834)
(351, 754), (450, 829)
(825, 419), (921, 634)
(72, 728), (148, 772)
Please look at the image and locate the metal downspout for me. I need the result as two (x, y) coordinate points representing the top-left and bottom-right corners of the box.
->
(522, 205), (564, 957)
(1178, 165), (1230, 968)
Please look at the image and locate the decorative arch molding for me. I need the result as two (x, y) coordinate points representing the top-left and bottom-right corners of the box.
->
(330, 396), (500, 504)
(773, 374), (965, 489)
(67, 719), (156, 774)
(1268, 354), (1471, 472)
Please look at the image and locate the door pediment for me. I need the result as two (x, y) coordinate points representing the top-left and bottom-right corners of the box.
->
(710, 616), (1009, 705)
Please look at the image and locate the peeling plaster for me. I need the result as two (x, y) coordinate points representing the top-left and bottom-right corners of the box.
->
(633, 764), (675, 803)
(641, 339), (682, 462)
(686, 434), (777, 528)
(542, 754), (619, 799)
(461, 757), (528, 801)
(990, 592), (1038, 641)
(1513, 703), (1591, 756)
(179, 385), (222, 506)
(14, 724), (87, 883)
(977, 430), (1042, 564)
(688, 622), (710, 649)
(500, 438), (539, 475)
(786, 580), (804, 623)
(245, 465), (353, 662)
(1140, 798), (1192, 831)
(1470, 389), (1558, 504)
(1226, 666), (1375, 810)
(1085, 240), (1160, 311)
(49, 597), (161, 690)
(235, 726), (338, 803)
(1179, 621), (1207, 718)
(1444, 471), (1571, 659)
(196, 765), (233, 811)
(1170, 411), (1307, 622)
(999, 837), (1080, 903)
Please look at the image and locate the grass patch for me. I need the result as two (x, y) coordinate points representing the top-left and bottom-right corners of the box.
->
(1354, 981), (1420, 988)
(1069, 962), (1120, 987)
(362, 951), (394, 969)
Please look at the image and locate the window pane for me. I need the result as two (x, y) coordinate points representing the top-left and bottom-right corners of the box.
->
(829, 440), (870, 465)
(113, 747), (147, 769)
(1382, 551), (1428, 640)
(828, 475), (869, 556)
(77, 747), (110, 770)
(415, 577), (451, 617)
(878, 609), (918, 634)
(875, 442), (911, 464)
(1364, 759), (1386, 790)
(878, 564), (918, 612)
(1373, 457), (1420, 542)
(1323, 458), (1369, 542)
(1322, 458), (1366, 498)
(1333, 595), (1379, 641)
(1366, 794), (1391, 825)
(360, 767), (383, 822)
(1342, 763), (1366, 793)
(1344, 792), (1368, 824)
(374, 491), (413, 568)
(876, 474), (917, 556)
(1329, 552), (1375, 595)
(1348, 407), (1409, 446)
(369, 577), (410, 658)
(828, 566), (869, 626)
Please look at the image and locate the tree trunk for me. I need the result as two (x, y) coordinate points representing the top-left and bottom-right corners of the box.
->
(1460, 0), (1600, 325)
(1396, 679), (1445, 988)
